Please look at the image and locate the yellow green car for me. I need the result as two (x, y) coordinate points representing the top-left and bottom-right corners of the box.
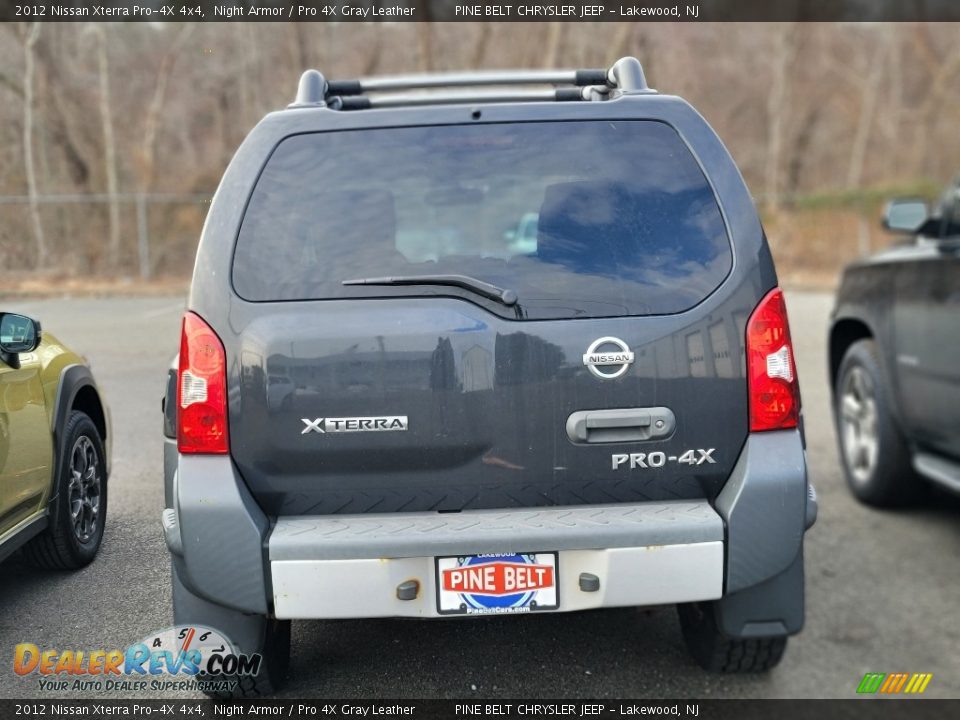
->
(0, 312), (110, 568)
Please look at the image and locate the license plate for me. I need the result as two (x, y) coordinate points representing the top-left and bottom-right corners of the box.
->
(436, 553), (559, 615)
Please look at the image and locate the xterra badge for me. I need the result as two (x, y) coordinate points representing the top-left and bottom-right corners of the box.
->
(583, 336), (635, 379)
(301, 416), (408, 434)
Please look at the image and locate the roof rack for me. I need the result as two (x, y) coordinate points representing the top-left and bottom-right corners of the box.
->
(289, 57), (653, 111)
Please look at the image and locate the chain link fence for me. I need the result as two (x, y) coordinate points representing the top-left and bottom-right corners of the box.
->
(0, 194), (211, 279)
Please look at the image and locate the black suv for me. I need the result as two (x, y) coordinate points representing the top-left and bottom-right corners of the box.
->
(830, 177), (960, 505)
(162, 57), (816, 696)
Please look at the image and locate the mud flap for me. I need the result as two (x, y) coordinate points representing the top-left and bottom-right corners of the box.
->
(171, 558), (267, 655)
(713, 547), (804, 639)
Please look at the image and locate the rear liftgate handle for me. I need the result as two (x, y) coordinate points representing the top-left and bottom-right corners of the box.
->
(565, 407), (676, 444)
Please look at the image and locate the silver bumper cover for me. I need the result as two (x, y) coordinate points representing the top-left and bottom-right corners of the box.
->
(269, 501), (725, 619)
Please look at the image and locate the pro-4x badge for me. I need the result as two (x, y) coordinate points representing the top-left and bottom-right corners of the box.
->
(612, 449), (716, 469)
(301, 416), (408, 434)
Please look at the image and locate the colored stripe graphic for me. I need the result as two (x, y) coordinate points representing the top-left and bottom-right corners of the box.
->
(879, 673), (899, 693)
(892, 673), (909, 693)
(906, 674), (933, 694)
(857, 673), (885, 694)
(858, 672), (932, 695)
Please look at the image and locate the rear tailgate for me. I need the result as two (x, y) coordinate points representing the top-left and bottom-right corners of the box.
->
(229, 298), (747, 515)
(226, 118), (749, 515)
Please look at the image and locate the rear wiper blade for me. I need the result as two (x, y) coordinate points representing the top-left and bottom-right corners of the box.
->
(342, 274), (518, 307)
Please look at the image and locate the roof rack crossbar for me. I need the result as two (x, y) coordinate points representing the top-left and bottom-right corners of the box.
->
(326, 69), (609, 97)
(288, 58), (650, 110)
(333, 89), (589, 111)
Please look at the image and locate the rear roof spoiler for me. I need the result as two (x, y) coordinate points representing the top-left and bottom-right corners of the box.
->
(288, 56), (654, 111)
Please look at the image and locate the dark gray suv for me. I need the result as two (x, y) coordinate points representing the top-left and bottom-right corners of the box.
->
(830, 177), (960, 506)
(162, 57), (816, 696)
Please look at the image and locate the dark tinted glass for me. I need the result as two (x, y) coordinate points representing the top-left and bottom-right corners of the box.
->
(233, 121), (732, 318)
(0, 313), (38, 353)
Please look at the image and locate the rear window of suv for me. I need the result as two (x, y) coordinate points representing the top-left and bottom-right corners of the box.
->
(233, 120), (732, 319)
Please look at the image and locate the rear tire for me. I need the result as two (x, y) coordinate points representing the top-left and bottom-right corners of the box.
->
(23, 411), (107, 570)
(677, 602), (787, 673)
(199, 619), (291, 699)
(834, 339), (919, 506)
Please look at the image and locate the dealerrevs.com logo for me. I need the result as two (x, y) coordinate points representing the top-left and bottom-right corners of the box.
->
(14, 625), (260, 694)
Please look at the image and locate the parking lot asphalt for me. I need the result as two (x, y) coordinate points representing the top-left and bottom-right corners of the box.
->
(1, 292), (958, 699)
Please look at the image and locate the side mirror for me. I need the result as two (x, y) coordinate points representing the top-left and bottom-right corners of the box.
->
(882, 199), (928, 234)
(0, 313), (42, 355)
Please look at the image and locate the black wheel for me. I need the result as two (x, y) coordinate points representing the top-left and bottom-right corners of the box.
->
(677, 602), (787, 673)
(834, 339), (919, 506)
(23, 411), (107, 570)
(200, 619), (291, 699)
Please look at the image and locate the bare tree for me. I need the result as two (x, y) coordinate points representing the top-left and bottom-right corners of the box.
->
(236, 24), (254, 131)
(0, 54), (24, 100)
(912, 26), (960, 177)
(22, 22), (47, 268)
(543, 23), (563, 69)
(138, 25), (195, 192)
(471, 23), (491, 68)
(881, 25), (903, 183)
(418, 21), (433, 71)
(764, 24), (795, 209)
(606, 23), (634, 66)
(364, 23), (383, 75)
(32, 28), (93, 189)
(846, 30), (888, 189)
(89, 25), (121, 269)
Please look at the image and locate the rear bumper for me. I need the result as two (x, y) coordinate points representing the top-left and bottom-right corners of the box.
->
(269, 502), (724, 619)
(164, 429), (814, 634)
(272, 545), (722, 619)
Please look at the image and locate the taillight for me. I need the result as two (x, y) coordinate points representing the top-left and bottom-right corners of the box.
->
(746, 288), (800, 432)
(177, 312), (228, 454)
